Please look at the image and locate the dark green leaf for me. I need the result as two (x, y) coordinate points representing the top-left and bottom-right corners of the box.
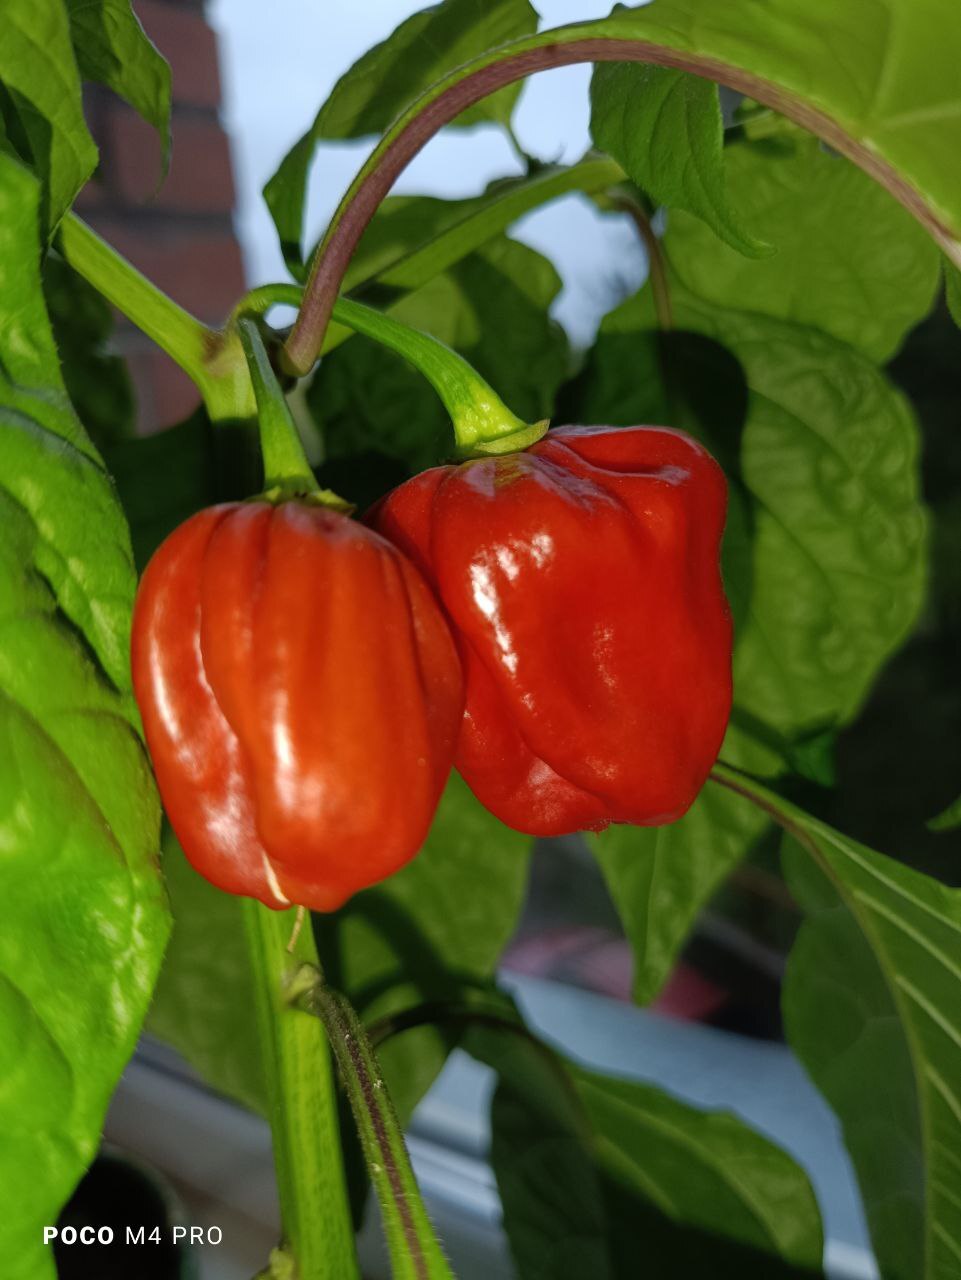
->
(66, 0), (171, 169)
(0, 1), (97, 234)
(471, 1023), (823, 1277)
(577, 1069), (823, 1275)
(311, 237), (568, 480)
(589, 63), (769, 258)
(590, 778), (769, 1003)
(43, 254), (135, 450)
(928, 793), (961, 833)
(471, 1025), (614, 1280)
(105, 408), (263, 571)
(0, 152), (168, 1277)
(265, 0), (538, 276)
(665, 123), (940, 362)
(148, 829), (266, 1113)
(708, 765), (961, 1280)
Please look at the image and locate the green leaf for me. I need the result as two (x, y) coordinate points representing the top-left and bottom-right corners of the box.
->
(946, 258), (961, 329)
(265, 0), (538, 277)
(590, 63), (769, 258)
(105, 412), (217, 571)
(0, 1), (97, 234)
(577, 1069), (823, 1275)
(928, 792), (961, 833)
(311, 237), (568, 479)
(713, 763), (961, 1280)
(148, 829), (266, 1113)
(665, 124), (941, 362)
(472, 1024), (823, 1277)
(590, 779), (769, 1003)
(66, 0), (171, 170)
(0, 153), (168, 1276)
(44, 254), (135, 450)
(471, 1025), (615, 1280)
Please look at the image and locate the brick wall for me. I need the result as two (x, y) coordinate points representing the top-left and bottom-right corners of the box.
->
(78, 0), (246, 434)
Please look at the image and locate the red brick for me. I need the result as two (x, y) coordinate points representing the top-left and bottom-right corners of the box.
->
(106, 107), (236, 212)
(124, 344), (203, 435)
(73, 177), (108, 211)
(133, 0), (222, 109)
(89, 219), (245, 323)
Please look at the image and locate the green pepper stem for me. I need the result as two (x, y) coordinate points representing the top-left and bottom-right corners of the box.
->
(242, 902), (360, 1280)
(236, 318), (319, 494)
(237, 285), (546, 459)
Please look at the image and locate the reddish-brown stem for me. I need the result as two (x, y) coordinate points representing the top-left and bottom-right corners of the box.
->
(615, 195), (673, 330)
(284, 36), (956, 374)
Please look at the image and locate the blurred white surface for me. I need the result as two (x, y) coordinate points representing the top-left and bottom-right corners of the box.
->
(105, 974), (878, 1280)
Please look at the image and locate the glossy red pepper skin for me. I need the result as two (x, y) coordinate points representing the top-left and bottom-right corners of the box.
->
(372, 426), (732, 837)
(131, 501), (463, 911)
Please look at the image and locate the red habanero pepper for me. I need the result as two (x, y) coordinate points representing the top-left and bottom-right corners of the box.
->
(131, 501), (463, 911)
(372, 425), (732, 837)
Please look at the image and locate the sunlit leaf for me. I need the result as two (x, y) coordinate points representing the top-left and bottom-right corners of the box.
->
(0, 153), (168, 1278)
(590, 63), (769, 257)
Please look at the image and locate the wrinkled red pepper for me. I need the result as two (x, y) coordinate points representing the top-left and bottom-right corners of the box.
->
(131, 501), (463, 910)
(373, 425), (732, 836)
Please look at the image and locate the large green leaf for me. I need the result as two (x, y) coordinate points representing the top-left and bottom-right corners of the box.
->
(714, 764), (961, 1280)
(590, 63), (769, 257)
(65, 0), (171, 168)
(311, 237), (568, 479)
(0, 0), (97, 235)
(472, 1025), (823, 1277)
(265, 0), (538, 277)
(577, 1070), (823, 1276)
(0, 154), (169, 1277)
(664, 122), (940, 362)
(148, 829), (266, 1113)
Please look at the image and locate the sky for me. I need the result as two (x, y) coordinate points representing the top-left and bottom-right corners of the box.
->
(207, 0), (648, 345)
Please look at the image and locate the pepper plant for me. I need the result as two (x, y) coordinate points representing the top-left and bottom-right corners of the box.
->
(3, 1), (961, 1278)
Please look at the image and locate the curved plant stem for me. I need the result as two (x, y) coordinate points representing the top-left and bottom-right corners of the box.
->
(293, 965), (455, 1280)
(284, 32), (961, 374)
(614, 196), (673, 331)
(242, 904), (360, 1280)
(237, 286), (545, 458)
